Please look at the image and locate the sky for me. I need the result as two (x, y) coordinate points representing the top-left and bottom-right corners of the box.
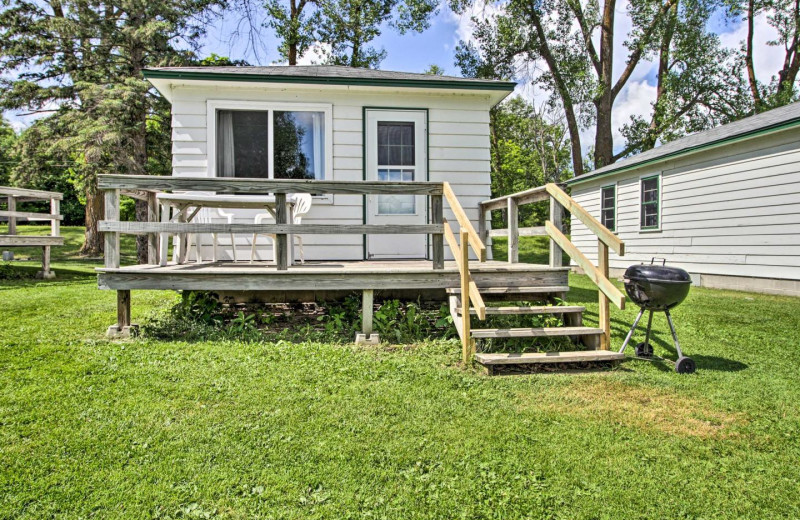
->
(3, 1), (786, 156)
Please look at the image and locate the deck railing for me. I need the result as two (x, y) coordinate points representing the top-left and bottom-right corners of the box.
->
(0, 186), (63, 278)
(97, 175), (485, 274)
(479, 183), (625, 349)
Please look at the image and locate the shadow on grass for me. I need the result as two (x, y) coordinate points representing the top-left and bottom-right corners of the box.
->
(0, 264), (97, 290)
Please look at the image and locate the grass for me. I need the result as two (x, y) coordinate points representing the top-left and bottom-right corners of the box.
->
(1, 228), (799, 518)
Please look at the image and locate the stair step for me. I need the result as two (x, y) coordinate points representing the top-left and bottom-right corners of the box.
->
(445, 285), (569, 295)
(457, 305), (585, 315)
(475, 350), (625, 366)
(471, 326), (603, 339)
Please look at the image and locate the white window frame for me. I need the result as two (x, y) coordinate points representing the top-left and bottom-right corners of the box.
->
(638, 172), (662, 233)
(207, 100), (334, 203)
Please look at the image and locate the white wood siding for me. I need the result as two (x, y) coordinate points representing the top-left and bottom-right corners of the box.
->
(570, 129), (800, 281)
(169, 84), (493, 261)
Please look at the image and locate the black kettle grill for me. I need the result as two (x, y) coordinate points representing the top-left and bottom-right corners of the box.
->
(619, 258), (696, 373)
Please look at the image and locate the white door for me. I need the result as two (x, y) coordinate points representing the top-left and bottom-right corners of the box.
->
(365, 109), (428, 259)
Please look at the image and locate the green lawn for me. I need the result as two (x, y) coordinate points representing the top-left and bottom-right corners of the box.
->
(1, 228), (799, 518)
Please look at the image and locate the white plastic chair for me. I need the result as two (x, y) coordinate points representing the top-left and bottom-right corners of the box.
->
(179, 207), (238, 263)
(250, 193), (312, 264)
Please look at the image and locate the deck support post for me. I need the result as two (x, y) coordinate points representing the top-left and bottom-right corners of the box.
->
(355, 289), (379, 344)
(147, 192), (159, 264)
(107, 289), (137, 338)
(104, 189), (120, 269)
(507, 197), (518, 263)
(549, 196), (564, 268)
(35, 245), (55, 279)
(7, 196), (16, 235)
(598, 240), (610, 350)
(275, 193), (288, 270)
(431, 195), (444, 269)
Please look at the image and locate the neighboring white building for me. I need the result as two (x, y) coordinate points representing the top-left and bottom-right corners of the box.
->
(567, 102), (800, 297)
(144, 66), (513, 262)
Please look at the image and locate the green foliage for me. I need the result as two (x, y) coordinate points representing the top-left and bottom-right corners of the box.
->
(488, 97), (571, 228)
(424, 64), (445, 75)
(0, 117), (16, 186)
(262, 0), (438, 68)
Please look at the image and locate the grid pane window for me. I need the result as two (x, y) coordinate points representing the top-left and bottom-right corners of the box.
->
(640, 176), (660, 229)
(377, 122), (415, 166)
(601, 186), (615, 231)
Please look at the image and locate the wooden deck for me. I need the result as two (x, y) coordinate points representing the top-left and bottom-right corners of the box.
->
(97, 260), (569, 296)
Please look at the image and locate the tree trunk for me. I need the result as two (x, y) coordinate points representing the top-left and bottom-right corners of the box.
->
(594, 0), (616, 169)
(80, 186), (104, 256)
(745, 0), (764, 111)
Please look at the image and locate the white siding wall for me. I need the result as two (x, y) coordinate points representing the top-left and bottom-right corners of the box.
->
(570, 129), (800, 281)
(168, 83), (493, 261)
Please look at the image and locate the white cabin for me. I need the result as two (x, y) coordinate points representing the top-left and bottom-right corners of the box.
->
(567, 102), (800, 297)
(144, 66), (513, 262)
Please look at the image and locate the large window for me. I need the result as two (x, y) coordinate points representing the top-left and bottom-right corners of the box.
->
(601, 185), (616, 231)
(216, 108), (326, 180)
(640, 175), (660, 230)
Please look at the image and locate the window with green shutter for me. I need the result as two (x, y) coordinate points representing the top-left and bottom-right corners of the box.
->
(640, 175), (660, 230)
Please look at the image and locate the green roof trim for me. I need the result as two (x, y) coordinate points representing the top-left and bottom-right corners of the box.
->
(567, 113), (800, 186)
(142, 68), (516, 92)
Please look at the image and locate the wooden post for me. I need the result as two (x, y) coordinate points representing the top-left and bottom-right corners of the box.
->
(117, 289), (131, 328)
(507, 197), (518, 263)
(460, 229), (472, 363)
(159, 202), (170, 266)
(362, 289), (374, 337)
(7, 196), (16, 235)
(549, 196), (564, 268)
(41, 246), (51, 276)
(50, 198), (60, 238)
(478, 204), (488, 244)
(275, 193), (288, 270)
(146, 192), (158, 264)
(598, 239), (610, 350)
(104, 189), (120, 268)
(431, 194), (444, 269)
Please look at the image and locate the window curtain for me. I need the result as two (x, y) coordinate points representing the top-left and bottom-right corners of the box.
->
(217, 111), (235, 177)
(311, 112), (323, 180)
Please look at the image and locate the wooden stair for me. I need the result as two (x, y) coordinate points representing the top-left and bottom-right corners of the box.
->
(448, 285), (618, 373)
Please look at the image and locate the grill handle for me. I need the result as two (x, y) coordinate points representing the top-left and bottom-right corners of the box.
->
(650, 257), (667, 266)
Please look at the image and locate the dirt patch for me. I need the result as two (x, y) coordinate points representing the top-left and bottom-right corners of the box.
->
(522, 379), (744, 439)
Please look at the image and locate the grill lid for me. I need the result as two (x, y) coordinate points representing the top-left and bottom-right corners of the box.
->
(624, 263), (691, 283)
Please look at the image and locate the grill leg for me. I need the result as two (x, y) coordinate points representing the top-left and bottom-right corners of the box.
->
(643, 310), (654, 349)
(619, 307), (646, 354)
(664, 309), (684, 358)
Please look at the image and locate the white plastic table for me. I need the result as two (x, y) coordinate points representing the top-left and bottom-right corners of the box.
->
(156, 193), (296, 266)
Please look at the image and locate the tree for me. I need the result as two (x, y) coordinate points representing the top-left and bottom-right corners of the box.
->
(489, 97), (571, 227)
(424, 64), (446, 75)
(258, 0), (438, 67)
(454, 0), (738, 174)
(0, 0), (222, 257)
(0, 118), (16, 187)
(729, 0), (800, 111)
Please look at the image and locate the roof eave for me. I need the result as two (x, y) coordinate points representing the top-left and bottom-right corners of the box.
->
(142, 69), (517, 93)
(566, 116), (800, 186)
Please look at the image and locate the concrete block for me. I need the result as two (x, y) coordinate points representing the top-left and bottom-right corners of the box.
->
(354, 333), (380, 345)
(106, 324), (139, 339)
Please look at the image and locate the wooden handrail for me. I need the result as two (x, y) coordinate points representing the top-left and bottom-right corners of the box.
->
(99, 221), (443, 235)
(442, 182), (486, 261)
(98, 174), (444, 195)
(0, 186), (64, 200)
(545, 183), (624, 255)
(545, 221), (625, 309)
(479, 181), (625, 350)
(444, 221), (485, 362)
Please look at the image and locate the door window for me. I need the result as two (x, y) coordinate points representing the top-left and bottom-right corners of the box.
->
(376, 121), (416, 215)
